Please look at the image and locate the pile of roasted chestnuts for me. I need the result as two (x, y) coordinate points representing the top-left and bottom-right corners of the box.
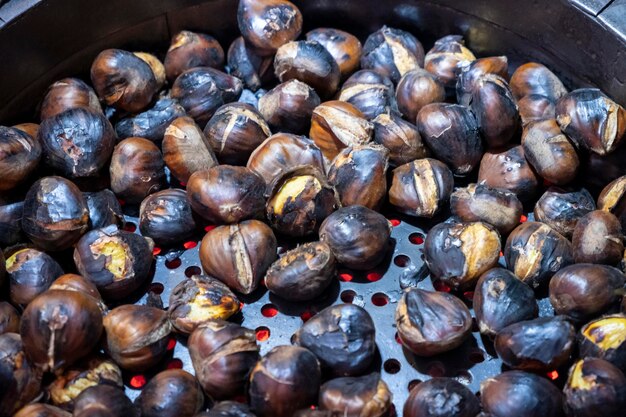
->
(1, 0), (626, 416)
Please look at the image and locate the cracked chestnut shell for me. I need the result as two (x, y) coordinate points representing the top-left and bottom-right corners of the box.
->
(0, 302), (20, 335)
(403, 377), (480, 417)
(372, 112), (429, 167)
(13, 404), (71, 417)
(550, 264), (625, 323)
(477, 145), (539, 203)
(20, 289), (103, 372)
(258, 79), (321, 134)
(139, 189), (197, 246)
(169, 275), (240, 334)
(85, 189), (124, 230)
(424, 35), (475, 89)
(165, 30), (224, 82)
(7, 248), (64, 306)
(598, 175), (626, 231)
(115, 97), (186, 143)
(416, 103), (483, 176)
(73, 385), (138, 417)
(136, 369), (204, 417)
(396, 288), (472, 356)
(579, 314), (626, 371)
(510, 62), (567, 102)
(22, 176), (89, 251)
(456, 56), (509, 106)
(293, 303), (375, 376)
(319, 205), (390, 270)
(0, 126), (41, 191)
(534, 187), (596, 238)
(0, 333), (42, 417)
(319, 373), (392, 417)
(40, 78), (102, 120)
(74, 225), (154, 300)
(450, 183), (523, 235)
(199, 220), (277, 294)
(480, 371), (564, 417)
(249, 345), (321, 417)
(424, 221), (501, 290)
(396, 68), (445, 123)
(338, 70), (398, 120)
(197, 402), (256, 417)
(389, 158), (454, 218)
(227, 36), (274, 91)
(103, 304), (171, 371)
(306, 28), (362, 81)
(572, 210), (624, 265)
(189, 320), (259, 399)
(473, 268), (538, 338)
(265, 241), (336, 301)
(518, 94), (557, 126)
(0, 200), (25, 247)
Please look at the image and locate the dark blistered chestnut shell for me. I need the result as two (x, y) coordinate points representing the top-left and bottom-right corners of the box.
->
(416, 103), (483, 176)
(339, 70), (398, 120)
(550, 264), (625, 323)
(265, 241), (335, 301)
(40, 78), (102, 120)
(480, 371), (563, 417)
(473, 268), (538, 338)
(510, 62), (568, 102)
(306, 28), (362, 81)
(328, 144), (388, 210)
(258, 80), (321, 134)
(227, 36), (275, 92)
(0, 126), (41, 191)
(396, 288), (472, 356)
(579, 314), (626, 371)
(534, 187), (595, 238)
(293, 304), (375, 376)
(139, 189), (197, 246)
(165, 30), (225, 81)
(424, 221), (501, 290)
(518, 94), (556, 126)
(424, 35), (475, 88)
(389, 158), (454, 218)
(189, 320), (259, 399)
(0, 200), (25, 247)
(403, 377), (480, 417)
(85, 189), (124, 230)
(0, 333), (42, 416)
(396, 68), (445, 123)
(115, 97), (186, 143)
(572, 210), (624, 265)
(110, 137), (166, 204)
(598, 175), (626, 231)
(73, 385), (139, 417)
(135, 369), (204, 417)
(456, 56), (509, 106)
(0, 302), (20, 335)
(22, 176), (90, 251)
(477, 145), (539, 203)
(319, 205), (390, 270)
(197, 402), (256, 417)
(7, 248), (64, 306)
(372, 112), (429, 167)
(20, 289), (103, 372)
(319, 372), (392, 417)
(199, 220), (277, 294)
(13, 404), (71, 417)
(73, 225), (154, 300)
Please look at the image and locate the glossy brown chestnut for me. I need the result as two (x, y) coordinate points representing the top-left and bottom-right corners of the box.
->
(249, 345), (321, 417)
(115, 97), (186, 143)
(509, 62), (568, 101)
(338, 70), (398, 120)
(103, 304), (171, 371)
(517, 94), (556, 126)
(396, 69), (445, 123)
(133, 52), (166, 90)
(424, 35), (476, 88)
(456, 56), (509, 106)
(598, 175), (626, 230)
(0, 333), (42, 417)
(49, 273), (108, 314)
(265, 241), (336, 301)
(139, 189), (197, 246)
(319, 373), (392, 417)
(135, 369), (204, 417)
(110, 137), (166, 204)
(534, 187), (596, 238)
(0, 126), (41, 191)
(196, 402), (256, 417)
(477, 145), (539, 202)
(85, 189), (124, 230)
(403, 377), (480, 417)
(388, 158), (454, 218)
(227, 36), (274, 92)
(0, 302), (20, 335)
(396, 288), (472, 356)
(372, 112), (429, 166)
(189, 320), (259, 399)
(572, 210), (624, 264)
(40, 78), (102, 120)
(199, 220), (277, 294)
(473, 268), (538, 338)
(0, 200), (24, 247)
(306, 28), (362, 80)
(579, 314), (626, 371)
(450, 183), (523, 235)
(204, 103), (271, 165)
(20, 289), (103, 372)
(165, 30), (225, 81)
(6, 248), (64, 306)
(13, 404), (71, 417)
(22, 176), (89, 251)
(258, 79), (321, 134)
(73, 385), (138, 417)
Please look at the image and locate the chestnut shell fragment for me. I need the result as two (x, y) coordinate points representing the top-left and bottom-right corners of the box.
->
(403, 377), (480, 417)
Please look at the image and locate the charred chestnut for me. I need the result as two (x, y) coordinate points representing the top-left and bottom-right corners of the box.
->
(389, 158), (454, 218)
(73, 385), (138, 417)
(7, 248), (64, 306)
(424, 35), (475, 88)
(165, 30), (225, 81)
(258, 80), (321, 134)
(189, 320), (259, 399)
(265, 241), (335, 301)
(227, 36), (274, 91)
(598, 175), (626, 230)
(85, 189), (124, 229)
(136, 369), (204, 417)
(477, 145), (539, 202)
(306, 28), (362, 81)
(338, 70), (398, 120)
(197, 402), (256, 417)
(40, 78), (102, 120)
(510, 62), (567, 101)
(319, 373), (392, 417)
(396, 69), (445, 123)
(403, 377), (480, 417)
(139, 189), (197, 246)
(199, 220), (277, 294)
(13, 404), (71, 417)
(572, 210), (623, 264)
(115, 97), (186, 143)
(579, 314), (626, 370)
(396, 288), (472, 356)
(456, 56), (509, 106)
(534, 187), (596, 238)
(518, 94), (556, 126)
(473, 268), (538, 338)
(372, 112), (429, 166)
(0, 200), (24, 247)
(0, 126), (41, 191)
(0, 333), (41, 417)
(0, 302), (20, 335)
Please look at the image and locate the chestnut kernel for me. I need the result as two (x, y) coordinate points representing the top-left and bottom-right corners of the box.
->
(424, 35), (475, 89)
(372, 112), (429, 167)
(339, 70), (398, 120)
(518, 94), (556, 126)
(73, 385), (138, 417)
(0, 126), (41, 191)
(139, 189), (197, 246)
(227, 36), (275, 91)
(579, 314), (626, 371)
(306, 28), (362, 81)
(403, 377), (480, 417)
(572, 210), (624, 265)
(319, 373), (392, 417)
(456, 56), (509, 106)
(396, 68), (445, 122)
(0, 333), (42, 416)
(115, 97), (186, 143)
(135, 369), (204, 417)
(7, 248), (64, 306)
(258, 80), (321, 134)
(510, 62), (567, 101)
(85, 189), (124, 230)
(40, 78), (102, 120)
(598, 175), (626, 231)
(0, 302), (20, 335)
(477, 145), (539, 202)
(534, 186), (596, 238)
(165, 30), (225, 82)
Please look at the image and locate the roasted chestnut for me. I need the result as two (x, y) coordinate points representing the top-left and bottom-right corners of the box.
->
(189, 320), (259, 399)
(0, 200), (24, 247)
(197, 402), (256, 417)
(389, 158), (454, 218)
(598, 175), (626, 230)
(572, 210), (624, 264)
(327, 144), (388, 210)
(319, 373), (392, 417)
(90, 49), (159, 113)
(403, 377), (480, 417)
(20, 289), (103, 372)
(424, 221), (501, 290)
(416, 103), (483, 176)
(103, 304), (171, 371)
(306, 28), (362, 81)
(139, 189), (197, 246)
(165, 30), (225, 81)
(115, 97), (186, 143)
(456, 56), (509, 106)
(396, 68), (445, 123)
(396, 288), (472, 356)
(534, 186), (596, 238)
(338, 70), (397, 120)
(135, 369), (204, 417)
(563, 358), (626, 417)
(227, 36), (275, 91)
(480, 371), (563, 417)
(265, 241), (336, 301)
(0, 302), (20, 335)
(6, 248), (64, 306)
(22, 176), (89, 251)
(477, 145), (539, 202)
(204, 103), (271, 165)
(249, 345), (321, 417)
(0, 126), (41, 191)
(258, 79), (321, 134)
(199, 220), (277, 294)
(40, 77), (102, 120)
(85, 189), (124, 229)
(424, 35), (475, 88)
(13, 404), (71, 417)
(518, 94), (556, 125)
(73, 385), (138, 417)
(372, 112), (429, 166)
(13, 123), (39, 139)
(473, 268), (538, 338)
(73, 225), (154, 300)
(450, 183), (523, 235)
(579, 314), (626, 371)
(110, 137), (166, 204)
(49, 273), (107, 314)
(0, 333), (42, 417)
(510, 62), (568, 101)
